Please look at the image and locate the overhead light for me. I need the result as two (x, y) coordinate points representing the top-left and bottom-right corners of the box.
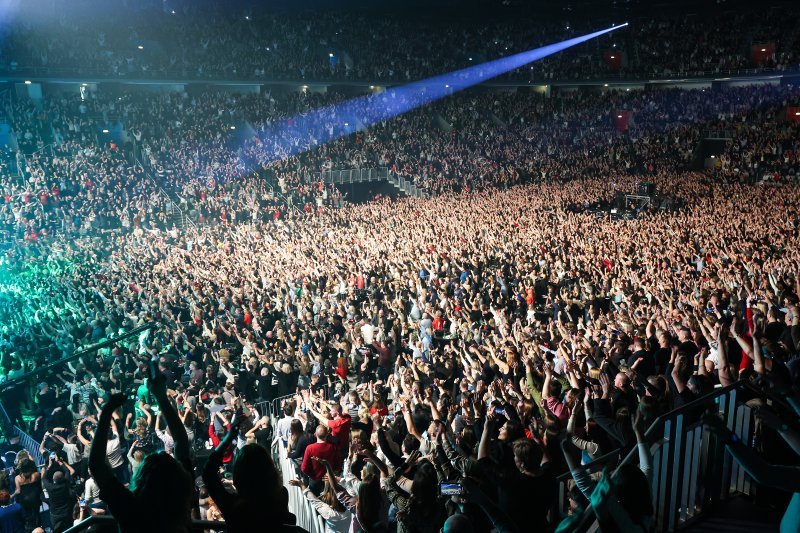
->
(102, 129), (109, 133)
(604, 83), (609, 87)
(617, 115), (623, 118)
(230, 126), (236, 130)
(610, 55), (615, 59)
(24, 80), (32, 85)
(710, 155), (715, 158)
(761, 48), (766, 52)
(137, 45), (144, 50)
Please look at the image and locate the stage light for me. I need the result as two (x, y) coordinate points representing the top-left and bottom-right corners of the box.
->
(249, 23), (629, 167)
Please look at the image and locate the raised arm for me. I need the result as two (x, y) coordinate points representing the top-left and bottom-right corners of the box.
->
(149, 364), (191, 470)
(88, 394), (126, 489)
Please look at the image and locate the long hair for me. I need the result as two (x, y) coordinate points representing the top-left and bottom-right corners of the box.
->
(320, 476), (345, 513)
(409, 461), (439, 515)
(232, 444), (281, 501)
(130, 452), (193, 532)
(356, 476), (382, 532)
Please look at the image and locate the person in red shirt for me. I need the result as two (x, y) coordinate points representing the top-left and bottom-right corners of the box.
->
(309, 401), (351, 459)
(300, 425), (339, 495)
(209, 424), (234, 466)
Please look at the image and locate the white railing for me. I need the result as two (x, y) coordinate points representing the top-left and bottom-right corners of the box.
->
(272, 438), (330, 533)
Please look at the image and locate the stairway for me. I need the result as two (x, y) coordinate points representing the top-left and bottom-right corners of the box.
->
(169, 202), (188, 229)
(683, 496), (780, 532)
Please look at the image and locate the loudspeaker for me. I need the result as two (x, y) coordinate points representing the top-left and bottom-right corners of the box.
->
(638, 182), (655, 196)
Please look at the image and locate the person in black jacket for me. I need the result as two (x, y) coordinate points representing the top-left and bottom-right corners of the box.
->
(43, 458), (75, 533)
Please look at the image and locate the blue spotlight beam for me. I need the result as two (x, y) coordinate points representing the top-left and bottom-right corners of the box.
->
(254, 24), (628, 165)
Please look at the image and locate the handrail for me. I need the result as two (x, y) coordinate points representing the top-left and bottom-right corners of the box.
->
(133, 152), (197, 230)
(1, 64), (797, 86)
(64, 515), (226, 532)
(555, 382), (742, 486)
(556, 379), (761, 532)
(0, 323), (155, 392)
(613, 380), (747, 474)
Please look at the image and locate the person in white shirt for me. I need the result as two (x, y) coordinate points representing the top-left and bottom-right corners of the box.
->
(276, 403), (297, 446)
(360, 321), (376, 345)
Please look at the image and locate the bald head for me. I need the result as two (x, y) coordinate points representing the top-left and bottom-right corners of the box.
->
(315, 425), (329, 441)
(443, 514), (474, 533)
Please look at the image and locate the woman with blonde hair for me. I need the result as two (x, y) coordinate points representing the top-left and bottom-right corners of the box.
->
(289, 475), (350, 533)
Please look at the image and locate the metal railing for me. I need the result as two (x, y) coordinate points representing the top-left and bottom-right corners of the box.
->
(388, 173), (427, 198)
(1, 63), (798, 86)
(253, 384), (333, 423)
(0, 323), (156, 392)
(555, 381), (760, 532)
(64, 516), (226, 532)
(314, 166), (427, 198)
(701, 129), (736, 140)
(272, 437), (331, 533)
(317, 167), (389, 184)
(133, 152), (196, 230)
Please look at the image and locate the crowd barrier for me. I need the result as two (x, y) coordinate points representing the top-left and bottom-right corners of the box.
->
(272, 437), (330, 533)
(253, 384), (333, 423)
